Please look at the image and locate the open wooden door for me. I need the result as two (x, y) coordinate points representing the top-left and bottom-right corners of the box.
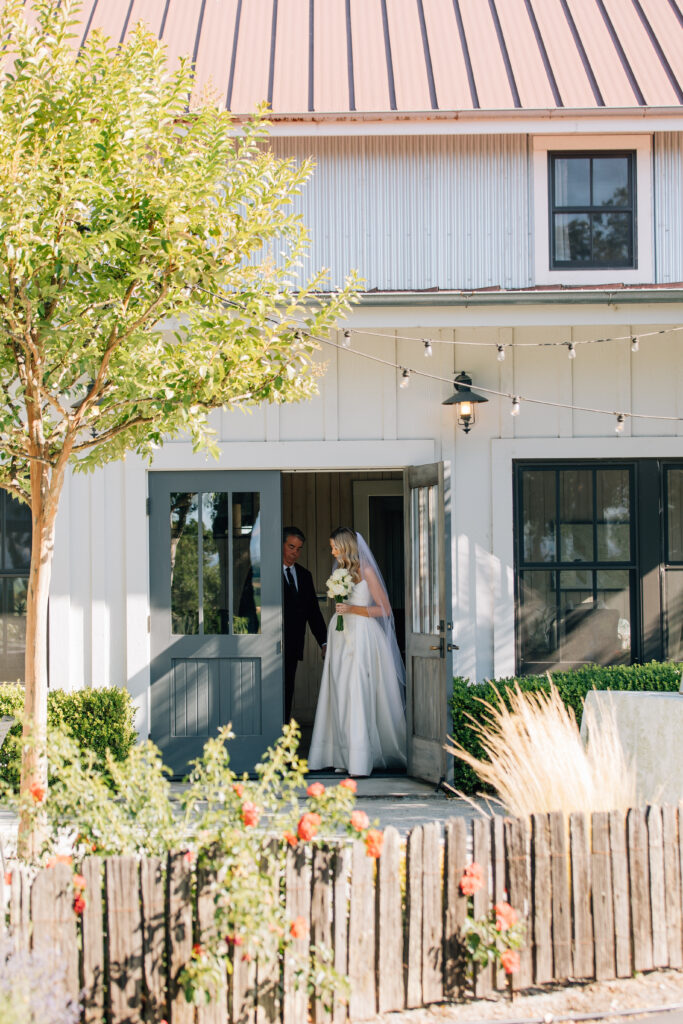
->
(404, 462), (454, 784)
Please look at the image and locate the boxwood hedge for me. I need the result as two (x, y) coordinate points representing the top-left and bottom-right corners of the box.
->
(450, 661), (682, 795)
(0, 684), (137, 790)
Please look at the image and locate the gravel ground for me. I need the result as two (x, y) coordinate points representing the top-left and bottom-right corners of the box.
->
(360, 970), (683, 1024)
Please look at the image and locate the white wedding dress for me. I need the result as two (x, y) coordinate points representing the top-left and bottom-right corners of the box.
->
(307, 579), (407, 776)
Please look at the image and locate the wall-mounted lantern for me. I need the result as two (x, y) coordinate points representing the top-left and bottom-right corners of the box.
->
(442, 371), (489, 433)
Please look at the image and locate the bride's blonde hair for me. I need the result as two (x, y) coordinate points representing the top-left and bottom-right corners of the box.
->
(330, 527), (361, 583)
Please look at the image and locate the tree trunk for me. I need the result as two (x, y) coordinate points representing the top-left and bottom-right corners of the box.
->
(17, 463), (59, 860)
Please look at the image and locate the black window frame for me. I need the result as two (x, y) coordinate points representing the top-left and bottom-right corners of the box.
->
(0, 490), (31, 683)
(548, 151), (637, 270)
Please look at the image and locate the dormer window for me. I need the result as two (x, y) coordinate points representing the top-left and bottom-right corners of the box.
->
(550, 152), (636, 270)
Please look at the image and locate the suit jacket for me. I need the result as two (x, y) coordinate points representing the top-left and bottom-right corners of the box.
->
(283, 564), (328, 661)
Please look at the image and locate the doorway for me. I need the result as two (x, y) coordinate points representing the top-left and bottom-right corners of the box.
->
(281, 471), (405, 755)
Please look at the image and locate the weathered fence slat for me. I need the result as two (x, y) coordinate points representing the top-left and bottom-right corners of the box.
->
(311, 845), (334, 1024)
(377, 826), (404, 1013)
(531, 813), (552, 984)
(609, 810), (632, 977)
(348, 840), (376, 1021)
(405, 826), (423, 1008)
(140, 856), (166, 1024)
(167, 852), (195, 1024)
(647, 805), (668, 968)
(31, 862), (79, 1004)
(231, 940), (257, 1024)
(549, 810), (573, 980)
(472, 817), (492, 997)
(591, 812), (616, 982)
(422, 822), (443, 1005)
(9, 865), (30, 950)
(570, 812), (594, 978)
(256, 839), (281, 1024)
(628, 808), (654, 972)
(505, 817), (532, 990)
(196, 866), (228, 1024)
(662, 805), (683, 969)
(443, 818), (468, 999)
(332, 845), (350, 1024)
(491, 815), (507, 991)
(106, 856), (143, 1024)
(82, 857), (106, 1024)
(283, 845), (311, 1024)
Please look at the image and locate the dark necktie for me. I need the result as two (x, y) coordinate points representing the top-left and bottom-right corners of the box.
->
(285, 567), (296, 590)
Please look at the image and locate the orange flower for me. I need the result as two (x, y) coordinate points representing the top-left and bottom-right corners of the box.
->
(459, 862), (485, 896)
(501, 949), (520, 975)
(283, 831), (298, 848)
(494, 902), (518, 931)
(290, 916), (309, 939)
(339, 778), (357, 793)
(73, 893), (86, 915)
(4, 871), (11, 886)
(365, 829), (384, 859)
(233, 783), (245, 798)
(350, 810), (369, 832)
(72, 874), (87, 892)
(29, 781), (45, 803)
(297, 812), (321, 842)
(46, 854), (73, 868)
(241, 951), (253, 963)
(227, 933), (243, 947)
(183, 850), (195, 864)
(193, 943), (204, 957)
(306, 782), (325, 798)
(241, 801), (261, 827)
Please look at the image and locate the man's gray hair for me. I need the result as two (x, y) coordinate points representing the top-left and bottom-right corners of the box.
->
(283, 525), (305, 544)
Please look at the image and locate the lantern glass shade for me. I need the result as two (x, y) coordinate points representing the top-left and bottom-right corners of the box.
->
(442, 371), (488, 433)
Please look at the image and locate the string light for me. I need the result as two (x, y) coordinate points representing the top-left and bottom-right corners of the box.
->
(511, 397), (521, 417)
(567, 343), (576, 360)
(497, 345), (506, 362)
(341, 329), (351, 348)
(355, 324), (683, 352)
(615, 413), (625, 433)
(631, 336), (639, 352)
(399, 368), (410, 388)
(423, 339), (433, 357)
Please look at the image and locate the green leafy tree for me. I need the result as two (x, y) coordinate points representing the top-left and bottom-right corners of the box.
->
(0, 0), (357, 855)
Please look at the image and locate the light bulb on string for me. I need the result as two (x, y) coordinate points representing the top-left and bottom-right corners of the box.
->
(631, 336), (640, 353)
(567, 343), (576, 360)
(399, 368), (410, 389)
(511, 396), (521, 417)
(615, 413), (625, 434)
(423, 339), (433, 357)
(497, 345), (506, 362)
(341, 330), (351, 348)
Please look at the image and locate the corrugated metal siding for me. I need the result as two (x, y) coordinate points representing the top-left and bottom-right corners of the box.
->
(270, 135), (530, 291)
(654, 132), (683, 284)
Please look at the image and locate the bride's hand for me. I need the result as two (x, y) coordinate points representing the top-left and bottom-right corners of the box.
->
(336, 603), (350, 615)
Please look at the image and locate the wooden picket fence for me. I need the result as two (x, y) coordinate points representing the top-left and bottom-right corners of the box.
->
(2, 804), (683, 1023)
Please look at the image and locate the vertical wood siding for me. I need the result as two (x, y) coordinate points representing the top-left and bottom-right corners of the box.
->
(654, 133), (683, 284)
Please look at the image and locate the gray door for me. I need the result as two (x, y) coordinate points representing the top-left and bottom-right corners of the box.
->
(149, 471), (282, 776)
(404, 462), (454, 784)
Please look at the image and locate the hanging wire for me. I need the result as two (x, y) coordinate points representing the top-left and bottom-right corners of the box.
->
(351, 324), (683, 351)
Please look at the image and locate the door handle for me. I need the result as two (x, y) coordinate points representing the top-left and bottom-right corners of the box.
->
(429, 638), (445, 656)
(448, 643), (459, 651)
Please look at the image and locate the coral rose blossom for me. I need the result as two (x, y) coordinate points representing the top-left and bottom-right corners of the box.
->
(459, 862), (485, 896)
(29, 781), (45, 803)
(72, 874), (87, 892)
(494, 901), (518, 931)
(365, 829), (384, 858)
(297, 812), (321, 841)
(290, 916), (309, 939)
(339, 778), (357, 793)
(73, 894), (86, 915)
(233, 783), (245, 798)
(501, 949), (520, 975)
(241, 801), (261, 827)
(350, 810), (369, 831)
(306, 782), (325, 798)
(283, 831), (298, 848)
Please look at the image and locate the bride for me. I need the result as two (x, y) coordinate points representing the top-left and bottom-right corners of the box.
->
(307, 527), (407, 777)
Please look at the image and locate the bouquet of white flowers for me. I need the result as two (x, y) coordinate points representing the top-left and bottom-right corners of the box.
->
(326, 567), (355, 631)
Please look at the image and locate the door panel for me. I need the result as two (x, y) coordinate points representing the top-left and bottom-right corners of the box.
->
(149, 471), (282, 776)
(404, 462), (453, 784)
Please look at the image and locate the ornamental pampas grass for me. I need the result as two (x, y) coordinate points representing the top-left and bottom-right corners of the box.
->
(445, 681), (636, 818)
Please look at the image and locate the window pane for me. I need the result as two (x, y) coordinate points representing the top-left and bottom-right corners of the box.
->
(521, 470), (556, 563)
(664, 570), (683, 659)
(519, 570), (557, 664)
(559, 469), (593, 562)
(3, 496), (31, 572)
(203, 493), (230, 635)
(0, 577), (27, 681)
(592, 213), (631, 265)
(232, 492), (261, 635)
(554, 213), (591, 262)
(171, 493), (199, 635)
(554, 157), (590, 206)
(667, 468), (683, 561)
(596, 469), (631, 561)
(593, 157), (629, 206)
(411, 485), (439, 634)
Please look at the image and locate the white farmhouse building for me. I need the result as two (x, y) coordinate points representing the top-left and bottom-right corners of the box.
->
(4, 0), (683, 782)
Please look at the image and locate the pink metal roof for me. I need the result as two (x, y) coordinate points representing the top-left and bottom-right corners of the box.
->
(70, 0), (683, 115)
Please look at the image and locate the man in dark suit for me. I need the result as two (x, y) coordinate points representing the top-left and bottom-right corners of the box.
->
(282, 526), (328, 722)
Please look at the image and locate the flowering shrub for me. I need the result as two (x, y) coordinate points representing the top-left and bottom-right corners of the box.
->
(458, 861), (525, 1000)
(0, 937), (80, 1024)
